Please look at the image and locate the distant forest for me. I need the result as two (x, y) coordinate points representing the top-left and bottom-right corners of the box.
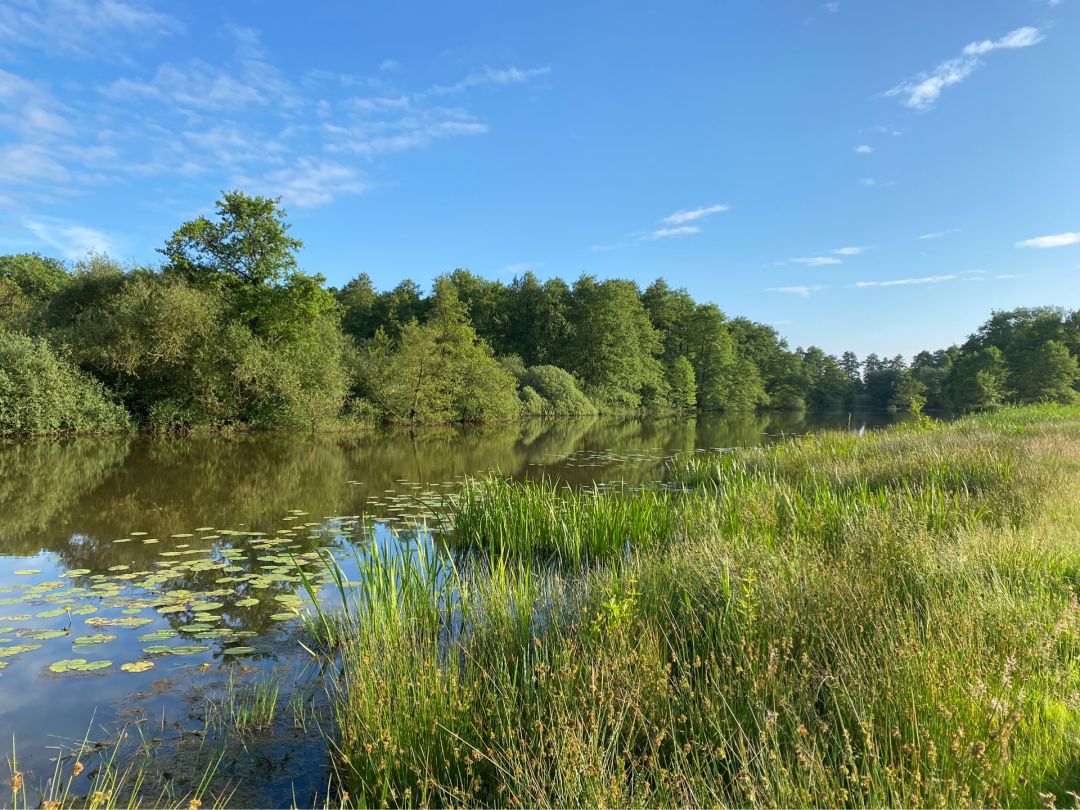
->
(2, 192), (1078, 435)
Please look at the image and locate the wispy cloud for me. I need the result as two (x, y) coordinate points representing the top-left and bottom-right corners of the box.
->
(429, 65), (551, 96)
(831, 245), (872, 256)
(885, 26), (1044, 111)
(0, 25), (546, 213)
(662, 204), (729, 225)
(239, 158), (366, 209)
(854, 271), (983, 288)
(854, 144), (874, 154)
(860, 177), (877, 187)
(918, 229), (960, 240)
(1015, 231), (1080, 249)
(791, 256), (842, 266)
(643, 225), (701, 240)
(766, 285), (827, 296)
(0, 0), (181, 58)
(24, 218), (113, 259)
(823, 2), (840, 12)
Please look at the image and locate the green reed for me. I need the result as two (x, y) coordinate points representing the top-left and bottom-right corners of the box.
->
(316, 404), (1080, 807)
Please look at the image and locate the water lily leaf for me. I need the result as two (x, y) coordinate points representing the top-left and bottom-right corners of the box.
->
(14, 570), (41, 576)
(0, 643), (42, 658)
(73, 634), (117, 646)
(85, 616), (152, 628)
(107, 565), (130, 572)
(120, 661), (154, 672)
(17, 629), (67, 640)
(49, 658), (88, 672)
(35, 608), (67, 618)
(61, 569), (92, 578)
(235, 598), (259, 608)
(138, 629), (177, 642)
(269, 612), (296, 621)
(221, 646), (255, 655)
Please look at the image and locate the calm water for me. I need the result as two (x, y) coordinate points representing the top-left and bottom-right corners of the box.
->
(0, 411), (901, 806)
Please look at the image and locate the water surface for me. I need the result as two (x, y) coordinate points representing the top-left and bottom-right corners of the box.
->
(0, 411), (901, 805)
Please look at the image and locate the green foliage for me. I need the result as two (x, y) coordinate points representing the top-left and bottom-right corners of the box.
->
(563, 276), (666, 410)
(519, 365), (597, 415)
(324, 407), (1080, 807)
(891, 370), (928, 412)
(160, 191), (302, 289)
(666, 355), (697, 411)
(360, 279), (521, 423)
(0, 330), (130, 435)
(0, 253), (69, 331)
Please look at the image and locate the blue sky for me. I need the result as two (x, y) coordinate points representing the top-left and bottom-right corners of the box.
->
(1, 0), (1077, 357)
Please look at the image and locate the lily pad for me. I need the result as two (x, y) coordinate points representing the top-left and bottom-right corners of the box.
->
(73, 634), (117, 646)
(120, 661), (154, 672)
(14, 569), (41, 576)
(49, 658), (111, 673)
(0, 643), (42, 658)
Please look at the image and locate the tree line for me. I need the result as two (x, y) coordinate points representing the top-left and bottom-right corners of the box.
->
(1, 192), (1078, 435)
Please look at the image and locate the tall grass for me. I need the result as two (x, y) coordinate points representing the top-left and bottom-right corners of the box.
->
(320, 404), (1080, 807)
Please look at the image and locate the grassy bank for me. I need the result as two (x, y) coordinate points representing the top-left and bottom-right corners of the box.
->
(318, 405), (1080, 807)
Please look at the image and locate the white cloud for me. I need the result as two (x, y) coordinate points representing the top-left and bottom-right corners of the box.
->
(791, 256), (842, 266)
(918, 229), (960, 240)
(855, 144), (874, 154)
(886, 26), (1044, 111)
(0, 0), (181, 57)
(245, 158), (366, 208)
(766, 285), (826, 296)
(430, 65), (551, 96)
(0, 69), (72, 138)
(995, 273), (1024, 279)
(24, 218), (112, 259)
(1015, 232), (1080, 249)
(854, 271), (982, 288)
(831, 246), (871, 256)
(643, 225), (701, 240)
(860, 177), (877, 187)
(379, 59), (400, 72)
(0, 144), (71, 185)
(823, 2), (840, 12)
(661, 204), (729, 225)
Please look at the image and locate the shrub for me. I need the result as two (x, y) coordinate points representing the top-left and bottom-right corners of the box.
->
(520, 365), (597, 415)
(0, 330), (130, 435)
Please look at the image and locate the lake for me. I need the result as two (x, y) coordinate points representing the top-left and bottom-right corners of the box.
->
(0, 410), (902, 807)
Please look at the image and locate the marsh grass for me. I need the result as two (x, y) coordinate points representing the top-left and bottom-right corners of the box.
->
(5, 724), (231, 810)
(319, 405), (1080, 807)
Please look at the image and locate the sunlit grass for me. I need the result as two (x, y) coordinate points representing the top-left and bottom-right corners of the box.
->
(318, 404), (1080, 807)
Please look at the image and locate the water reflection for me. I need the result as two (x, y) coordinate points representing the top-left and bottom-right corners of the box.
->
(0, 410), (901, 805)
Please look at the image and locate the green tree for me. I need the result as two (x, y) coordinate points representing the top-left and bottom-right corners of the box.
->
(946, 347), (1008, 412)
(0, 253), (70, 331)
(362, 280), (520, 423)
(1010, 340), (1079, 403)
(0, 330), (130, 435)
(563, 276), (666, 410)
(520, 365), (597, 415)
(160, 191), (302, 289)
(666, 355), (697, 411)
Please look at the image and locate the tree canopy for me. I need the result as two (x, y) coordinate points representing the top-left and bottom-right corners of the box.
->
(2, 190), (1077, 435)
